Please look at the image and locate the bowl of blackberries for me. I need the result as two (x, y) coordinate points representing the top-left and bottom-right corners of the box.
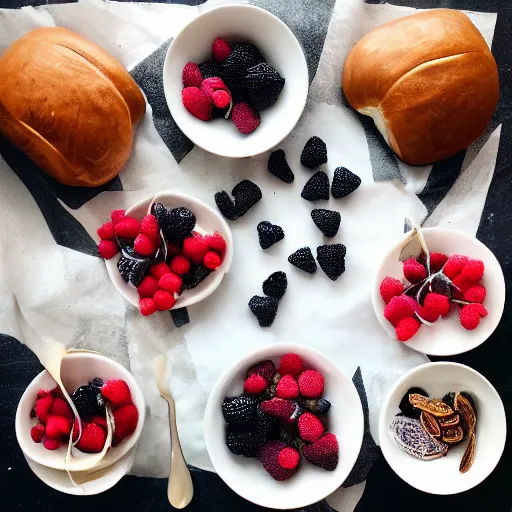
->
(163, 3), (309, 158)
(204, 344), (364, 509)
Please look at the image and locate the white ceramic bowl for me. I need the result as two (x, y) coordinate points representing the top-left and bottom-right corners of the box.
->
(204, 344), (364, 510)
(16, 351), (145, 471)
(372, 227), (505, 356)
(105, 191), (233, 310)
(163, 4), (309, 158)
(379, 362), (506, 495)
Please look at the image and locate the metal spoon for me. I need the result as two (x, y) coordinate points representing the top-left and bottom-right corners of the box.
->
(153, 355), (194, 509)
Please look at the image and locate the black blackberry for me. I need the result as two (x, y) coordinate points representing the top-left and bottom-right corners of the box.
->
(288, 247), (317, 274)
(248, 295), (279, 327)
(246, 62), (285, 110)
(268, 149), (294, 184)
(331, 167), (361, 199)
(89, 378), (104, 388)
(277, 423), (302, 450)
(399, 387), (429, 419)
(256, 406), (278, 440)
(301, 398), (331, 415)
(182, 264), (211, 290)
(214, 191), (238, 221)
(117, 253), (152, 287)
(151, 202), (167, 226)
(257, 221), (284, 250)
(311, 209), (341, 238)
(198, 59), (221, 79)
(316, 244), (346, 281)
(165, 207), (196, 244)
(262, 271), (287, 301)
(300, 136), (327, 169)
(301, 171), (330, 201)
(71, 385), (105, 417)
(226, 425), (265, 458)
(232, 180), (262, 217)
(222, 395), (259, 426)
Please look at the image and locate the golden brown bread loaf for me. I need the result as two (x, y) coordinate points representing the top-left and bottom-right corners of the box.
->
(342, 9), (499, 165)
(0, 27), (145, 187)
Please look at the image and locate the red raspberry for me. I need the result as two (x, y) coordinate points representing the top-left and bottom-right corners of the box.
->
(36, 389), (51, 399)
(212, 37), (231, 61)
(182, 62), (203, 88)
(424, 293), (450, 317)
(302, 433), (339, 471)
(98, 239), (118, 259)
(183, 234), (209, 264)
(137, 276), (160, 298)
(115, 217), (140, 239)
(201, 77), (228, 96)
(278, 353), (303, 378)
(72, 418), (80, 442)
(50, 397), (73, 420)
(403, 258), (427, 283)
(151, 262), (171, 280)
(384, 295), (418, 327)
(212, 90), (231, 109)
(159, 273), (183, 294)
(153, 290), (176, 311)
(379, 276), (404, 303)
(298, 370), (324, 398)
(31, 424), (45, 443)
(111, 209), (126, 224)
(170, 255), (191, 276)
(97, 222), (115, 240)
(443, 254), (468, 279)
(43, 436), (61, 450)
(461, 259), (484, 282)
(92, 415), (108, 430)
(276, 375), (299, 399)
(182, 86), (213, 121)
(101, 380), (132, 408)
(167, 243), (181, 257)
(139, 298), (157, 316)
(395, 317), (421, 341)
(77, 423), (106, 453)
(232, 102), (260, 134)
(244, 374), (267, 394)
(207, 232), (227, 253)
(298, 412), (324, 442)
(452, 274), (473, 293)
(277, 447), (300, 470)
(463, 284), (486, 303)
(112, 404), (139, 446)
(260, 398), (297, 421)
(134, 233), (155, 256)
(430, 252), (449, 272)
(35, 395), (54, 424)
(204, 251), (221, 270)
(460, 303), (487, 330)
(259, 440), (298, 481)
(418, 305), (440, 323)
(45, 415), (72, 438)
(140, 214), (159, 240)
(247, 360), (276, 382)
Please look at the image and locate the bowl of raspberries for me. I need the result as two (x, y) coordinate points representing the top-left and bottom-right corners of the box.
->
(16, 351), (145, 473)
(97, 191), (233, 316)
(163, 3), (308, 158)
(204, 344), (364, 509)
(373, 226), (505, 356)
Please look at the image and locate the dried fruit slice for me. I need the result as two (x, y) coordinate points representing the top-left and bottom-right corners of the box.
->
(454, 392), (477, 432)
(409, 394), (454, 418)
(420, 411), (441, 439)
(441, 426), (464, 444)
(460, 431), (476, 473)
(399, 387), (428, 419)
(438, 414), (460, 429)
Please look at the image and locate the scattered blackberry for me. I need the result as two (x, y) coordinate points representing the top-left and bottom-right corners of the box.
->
(301, 398), (331, 415)
(89, 378), (104, 388)
(248, 295), (279, 327)
(288, 247), (317, 274)
(198, 59), (221, 79)
(316, 244), (346, 281)
(262, 271), (287, 301)
(268, 149), (294, 184)
(232, 180), (262, 217)
(399, 387), (428, 419)
(311, 209), (341, 238)
(301, 171), (329, 201)
(182, 264), (211, 290)
(118, 254), (152, 287)
(226, 425), (265, 458)
(331, 167), (361, 198)
(245, 62), (285, 110)
(257, 221), (284, 249)
(222, 395), (259, 426)
(71, 385), (105, 417)
(300, 136), (327, 169)
(215, 191), (238, 220)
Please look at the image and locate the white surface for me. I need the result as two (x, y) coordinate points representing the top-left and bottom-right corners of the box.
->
(105, 192), (233, 309)
(379, 362), (507, 495)
(163, 3), (309, 158)
(204, 344), (364, 509)
(372, 228), (505, 356)
(16, 352), (145, 471)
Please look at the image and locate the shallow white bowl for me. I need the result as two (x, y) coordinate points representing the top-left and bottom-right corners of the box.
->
(379, 362), (506, 495)
(16, 352), (145, 471)
(204, 344), (364, 510)
(105, 191), (233, 310)
(163, 3), (309, 158)
(372, 227), (505, 356)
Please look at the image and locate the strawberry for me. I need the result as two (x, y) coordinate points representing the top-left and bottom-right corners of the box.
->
(298, 412), (324, 442)
(182, 62), (203, 88)
(232, 102), (260, 134)
(278, 353), (303, 379)
(246, 360), (276, 383)
(276, 375), (299, 400)
(182, 87), (213, 121)
(212, 38), (231, 62)
(302, 433), (339, 471)
(298, 370), (325, 398)
(243, 374), (267, 395)
(77, 423), (106, 453)
(260, 398), (298, 421)
(113, 404), (139, 446)
(101, 380), (132, 408)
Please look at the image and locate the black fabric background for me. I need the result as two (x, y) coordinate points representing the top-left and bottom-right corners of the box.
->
(0, 0), (511, 510)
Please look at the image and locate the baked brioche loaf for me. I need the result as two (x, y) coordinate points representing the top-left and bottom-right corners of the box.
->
(0, 27), (145, 186)
(342, 9), (499, 165)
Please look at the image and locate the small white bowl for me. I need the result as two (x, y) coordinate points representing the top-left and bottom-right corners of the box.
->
(163, 3), (309, 158)
(379, 362), (507, 495)
(372, 227), (505, 356)
(105, 191), (233, 310)
(204, 344), (364, 510)
(16, 351), (145, 472)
